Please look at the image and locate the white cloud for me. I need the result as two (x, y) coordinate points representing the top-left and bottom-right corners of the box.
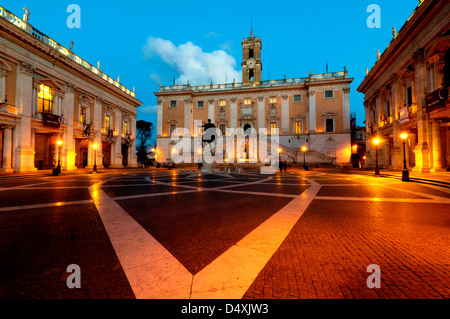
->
(204, 31), (220, 38)
(139, 105), (158, 115)
(149, 73), (162, 84)
(142, 37), (241, 85)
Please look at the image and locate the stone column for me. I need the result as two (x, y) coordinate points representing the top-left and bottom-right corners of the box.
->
(208, 99), (215, 123)
(184, 99), (193, 135)
(343, 87), (351, 132)
(364, 100), (374, 168)
(430, 120), (444, 172)
(93, 97), (103, 168)
(390, 75), (402, 169)
(281, 95), (289, 134)
(62, 83), (77, 170)
(412, 49), (431, 173)
(129, 114), (138, 167)
(14, 62), (36, 172)
(1, 126), (14, 172)
(156, 99), (163, 137)
(257, 96), (265, 131)
(112, 110), (123, 168)
(86, 138), (93, 169)
(307, 90), (316, 132)
(0, 69), (7, 102)
(230, 98), (237, 129)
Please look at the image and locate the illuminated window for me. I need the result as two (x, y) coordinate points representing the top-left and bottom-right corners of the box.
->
(37, 84), (53, 113)
(269, 96), (277, 104)
(123, 122), (128, 135)
(244, 98), (251, 105)
(105, 115), (111, 130)
(270, 122), (277, 135)
(80, 107), (87, 124)
(219, 99), (226, 107)
(295, 121), (302, 134)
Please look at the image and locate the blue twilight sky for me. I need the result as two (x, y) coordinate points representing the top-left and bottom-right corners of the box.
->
(4, 0), (420, 128)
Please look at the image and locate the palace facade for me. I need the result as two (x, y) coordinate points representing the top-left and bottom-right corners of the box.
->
(155, 32), (354, 167)
(358, 0), (450, 172)
(0, 6), (142, 173)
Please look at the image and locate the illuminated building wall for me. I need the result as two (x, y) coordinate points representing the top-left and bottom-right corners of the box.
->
(0, 6), (142, 172)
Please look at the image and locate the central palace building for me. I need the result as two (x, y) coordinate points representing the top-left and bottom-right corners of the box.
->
(155, 31), (354, 167)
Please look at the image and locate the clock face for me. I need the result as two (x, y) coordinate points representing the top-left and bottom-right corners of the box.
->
(247, 59), (256, 68)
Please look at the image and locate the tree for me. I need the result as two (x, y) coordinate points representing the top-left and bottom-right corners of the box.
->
(136, 120), (154, 165)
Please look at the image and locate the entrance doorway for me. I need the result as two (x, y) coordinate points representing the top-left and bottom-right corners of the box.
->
(35, 133), (56, 169)
(121, 144), (128, 167)
(103, 143), (111, 168)
(75, 138), (89, 168)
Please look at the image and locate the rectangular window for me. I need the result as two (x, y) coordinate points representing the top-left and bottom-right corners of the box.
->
(270, 122), (277, 135)
(220, 124), (226, 136)
(386, 101), (391, 118)
(123, 122), (128, 135)
(169, 124), (176, 136)
(269, 96), (277, 104)
(244, 98), (251, 105)
(325, 118), (334, 132)
(197, 101), (204, 108)
(80, 107), (87, 124)
(219, 99), (226, 107)
(407, 86), (412, 106)
(325, 90), (334, 98)
(170, 100), (177, 107)
(105, 115), (111, 130)
(37, 84), (53, 113)
(293, 95), (302, 102)
(295, 121), (302, 134)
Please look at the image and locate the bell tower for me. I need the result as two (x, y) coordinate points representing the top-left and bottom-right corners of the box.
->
(241, 28), (262, 85)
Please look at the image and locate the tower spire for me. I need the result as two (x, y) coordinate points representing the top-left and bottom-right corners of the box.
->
(250, 16), (253, 37)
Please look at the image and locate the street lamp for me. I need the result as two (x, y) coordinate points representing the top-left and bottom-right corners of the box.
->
(93, 143), (98, 173)
(53, 140), (62, 176)
(373, 137), (380, 176)
(301, 146), (308, 171)
(401, 133), (410, 182)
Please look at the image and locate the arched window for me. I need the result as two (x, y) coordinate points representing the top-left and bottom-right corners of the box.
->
(249, 69), (254, 81)
(249, 49), (254, 59)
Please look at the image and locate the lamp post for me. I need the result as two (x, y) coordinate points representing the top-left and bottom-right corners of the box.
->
(53, 140), (62, 176)
(93, 143), (98, 173)
(401, 133), (410, 182)
(373, 138), (380, 176)
(301, 146), (308, 171)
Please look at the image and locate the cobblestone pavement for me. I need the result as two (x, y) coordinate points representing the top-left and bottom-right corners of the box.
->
(0, 168), (449, 299)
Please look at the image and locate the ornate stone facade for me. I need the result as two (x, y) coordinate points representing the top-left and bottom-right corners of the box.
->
(0, 5), (142, 172)
(358, 0), (450, 172)
(155, 32), (353, 167)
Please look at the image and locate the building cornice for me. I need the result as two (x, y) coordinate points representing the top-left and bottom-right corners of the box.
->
(0, 9), (142, 108)
(358, 0), (448, 94)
